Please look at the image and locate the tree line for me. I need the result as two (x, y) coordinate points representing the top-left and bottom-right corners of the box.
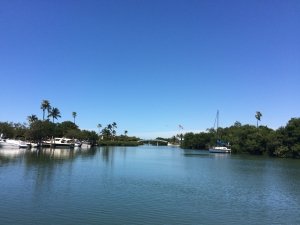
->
(1, 100), (138, 145)
(0, 120), (99, 143)
(181, 117), (300, 159)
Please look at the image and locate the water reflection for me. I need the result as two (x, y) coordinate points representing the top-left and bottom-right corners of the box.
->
(0, 148), (26, 158)
(0, 147), (99, 167)
(0, 149), (26, 167)
(30, 147), (97, 160)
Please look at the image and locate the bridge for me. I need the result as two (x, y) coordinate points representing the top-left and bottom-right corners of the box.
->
(138, 139), (168, 146)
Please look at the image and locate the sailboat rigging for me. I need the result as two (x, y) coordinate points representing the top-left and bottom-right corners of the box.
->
(209, 110), (231, 153)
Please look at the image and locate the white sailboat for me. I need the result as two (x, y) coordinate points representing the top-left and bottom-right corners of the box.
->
(209, 110), (231, 153)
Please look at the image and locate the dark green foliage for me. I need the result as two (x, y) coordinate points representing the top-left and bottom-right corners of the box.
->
(274, 118), (300, 158)
(180, 132), (213, 149)
(0, 122), (27, 139)
(81, 130), (98, 142)
(27, 120), (56, 140)
(181, 118), (300, 158)
(57, 121), (79, 136)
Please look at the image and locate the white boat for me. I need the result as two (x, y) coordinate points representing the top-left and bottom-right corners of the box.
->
(74, 140), (82, 147)
(209, 145), (231, 153)
(31, 142), (40, 148)
(51, 137), (75, 148)
(81, 141), (93, 148)
(41, 140), (51, 147)
(0, 139), (27, 148)
(209, 110), (231, 153)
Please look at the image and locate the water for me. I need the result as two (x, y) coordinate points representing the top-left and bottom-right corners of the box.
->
(0, 145), (299, 224)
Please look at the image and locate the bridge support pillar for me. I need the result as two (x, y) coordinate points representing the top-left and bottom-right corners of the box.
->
(157, 141), (158, 146)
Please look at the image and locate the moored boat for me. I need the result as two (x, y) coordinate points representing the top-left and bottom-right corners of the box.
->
(81, 141), (93, 148)
(209, 110), (231, 153)
(74, 141), (82, 147)
(31, 142), (40, 148)
(0, 139), (27, 148)
(209, 145), (231, 153)
(51, 137), (75, 148)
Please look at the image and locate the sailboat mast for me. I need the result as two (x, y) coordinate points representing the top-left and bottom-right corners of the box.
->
(217, 110), (219, 131)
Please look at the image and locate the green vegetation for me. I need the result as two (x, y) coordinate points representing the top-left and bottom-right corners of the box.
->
(0, 100), (139, 146)
(181, 117), (300, 159)
(98, 123), (140, 146)
(0, 120), (98, 143)
(2, 100), (299, 157)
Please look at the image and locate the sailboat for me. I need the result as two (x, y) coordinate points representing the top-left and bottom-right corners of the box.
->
(209, 110), (231, 153)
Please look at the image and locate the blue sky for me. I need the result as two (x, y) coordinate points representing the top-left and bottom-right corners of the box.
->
(1, 0), (299, 139)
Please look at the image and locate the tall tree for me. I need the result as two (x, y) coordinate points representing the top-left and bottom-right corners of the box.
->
(107, 124), (112, 132)
(112, 122), (117, 132)
(72, 112), (77, 124)
(112, 130), (116, 139)
(97, 124), (102, 134)
(107, 124), (113, 140)
(172, 135), (176, 144)
(40, 100), (51, 120)
(26, 114), (38, 124)
(255, 111), (262, 128)
(176, 133), (183, 143)
(101, 127), (111, 140)
(48, 107), (61, 123)
(112, 122), (117, 140)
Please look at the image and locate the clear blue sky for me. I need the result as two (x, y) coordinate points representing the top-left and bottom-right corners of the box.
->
(1, 0), (299, 139)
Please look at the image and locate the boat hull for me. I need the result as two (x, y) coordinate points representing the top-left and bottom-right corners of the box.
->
(0, 139), (27, 148)
(31, 143), (40, 148)
(209, 147), (231, 153)
(52, 143), (74, 148)
(0, 141), (20, 148)
(74, 142), (81, 147)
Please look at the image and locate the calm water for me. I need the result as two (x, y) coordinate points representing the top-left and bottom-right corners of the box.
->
(0, 145), (299, 224)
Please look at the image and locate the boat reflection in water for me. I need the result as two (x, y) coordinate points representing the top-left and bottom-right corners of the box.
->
(36, 146), (94, 160)
(0, 148), (26, 158)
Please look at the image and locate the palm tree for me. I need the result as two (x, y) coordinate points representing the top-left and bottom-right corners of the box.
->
(177, 133), (183, 143)
(124, 130), (128, 141)
(112, 130), (116, 139)
(97, 124), (102, 134)
(107, 124), (115, 140)
(112, 122), (117, 131)
(48, 107), (61, 123)
(47, 105), (52, 118)
(255, 111), (262, 128)
(172, 135), (176, 144)
(112, 122), (117, 140)
(27, 114), (38, 124)
(40, 100), (51, 120)
(101, 127), (111, 140)
(72, 112), (77, 124)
